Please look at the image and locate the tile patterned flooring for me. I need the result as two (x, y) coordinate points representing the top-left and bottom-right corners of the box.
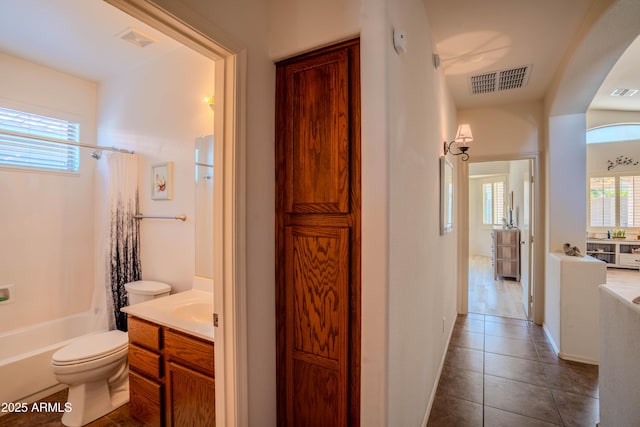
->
(0, 389), (141, 427)
(427, 313), (600, 427)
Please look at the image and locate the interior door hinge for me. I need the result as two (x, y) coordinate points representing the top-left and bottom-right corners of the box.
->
(529, 295), (533, 303)
(213, 313), (219, 327)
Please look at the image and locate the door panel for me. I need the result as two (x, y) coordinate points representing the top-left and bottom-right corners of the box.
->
(285, 50), (350, 214)
(276, 39), (360, 427)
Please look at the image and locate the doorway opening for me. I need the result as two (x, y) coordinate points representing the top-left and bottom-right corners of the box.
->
(105, 2), (247, 426)
(467, 158), (534, 320)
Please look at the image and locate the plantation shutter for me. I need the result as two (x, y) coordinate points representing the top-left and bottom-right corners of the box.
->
(589, 177), (616, 227)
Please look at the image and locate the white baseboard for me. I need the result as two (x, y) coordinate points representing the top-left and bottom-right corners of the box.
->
(421, 320), (456, 427)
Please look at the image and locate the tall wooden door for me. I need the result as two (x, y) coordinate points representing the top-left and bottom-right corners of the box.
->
(275, 38), (361, 427)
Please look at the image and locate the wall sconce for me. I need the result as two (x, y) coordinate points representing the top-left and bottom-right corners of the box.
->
(444, 124), (473, 161)
(204, 96), (215, 111)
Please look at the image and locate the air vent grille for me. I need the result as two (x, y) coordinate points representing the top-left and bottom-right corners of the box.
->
(117, 27), (155, 48)
(470, 72), (496, 94)
(470, 65), (532, 95)
(611, 88), (638, 97)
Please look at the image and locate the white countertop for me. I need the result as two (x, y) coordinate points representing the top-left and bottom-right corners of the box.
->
(122, 289), (214, 342)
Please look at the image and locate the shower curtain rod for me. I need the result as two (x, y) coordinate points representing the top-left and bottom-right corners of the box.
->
(0, 130), (134, 155)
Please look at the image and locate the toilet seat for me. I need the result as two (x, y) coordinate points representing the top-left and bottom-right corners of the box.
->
(52, 330), (128, 366)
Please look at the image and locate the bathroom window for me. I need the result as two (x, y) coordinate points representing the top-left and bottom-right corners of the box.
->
(0, 106), (80, 173)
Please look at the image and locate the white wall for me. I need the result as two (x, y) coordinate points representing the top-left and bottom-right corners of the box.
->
(546, 114), (587, 254)
(0, 52), (97, 332)
(386, 0), (458, 425)
(97, 46), (214, 294)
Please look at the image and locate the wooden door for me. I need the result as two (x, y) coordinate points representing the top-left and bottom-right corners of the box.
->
(275, 39), (360, 427)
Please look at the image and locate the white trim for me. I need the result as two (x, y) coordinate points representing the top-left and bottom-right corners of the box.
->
(104, 2), (247, 426)
(420, 317), (456, 427)
(460, 153), (543, 324)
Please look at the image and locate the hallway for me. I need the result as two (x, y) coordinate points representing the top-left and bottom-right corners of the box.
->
(427, 314), (599, 426)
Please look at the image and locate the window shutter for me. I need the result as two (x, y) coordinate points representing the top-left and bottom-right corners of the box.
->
(493, 181), (505, 225)
(589, 177), (616, 227)
(0, 107), (80, 173)
(620, 176), (640, 227)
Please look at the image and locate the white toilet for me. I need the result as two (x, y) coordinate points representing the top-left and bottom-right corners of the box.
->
(51, 280), (171, 426)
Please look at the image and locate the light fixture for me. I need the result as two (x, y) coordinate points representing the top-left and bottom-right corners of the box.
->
(203, 96), (215, 111)
(444, 124), (474, 161)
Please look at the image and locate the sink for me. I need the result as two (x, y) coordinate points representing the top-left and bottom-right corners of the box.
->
(171, 302), (213, 323)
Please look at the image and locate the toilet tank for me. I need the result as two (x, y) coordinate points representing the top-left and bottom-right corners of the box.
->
(125, 280), (171, 306)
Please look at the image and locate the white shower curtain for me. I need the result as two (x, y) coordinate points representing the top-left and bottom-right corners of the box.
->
(106, 153), (141, 331)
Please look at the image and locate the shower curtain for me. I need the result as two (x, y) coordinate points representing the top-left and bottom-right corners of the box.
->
(106, 153), (141, 332)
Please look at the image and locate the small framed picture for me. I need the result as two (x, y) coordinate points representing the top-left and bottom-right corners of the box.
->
(151, 162), (173, 200)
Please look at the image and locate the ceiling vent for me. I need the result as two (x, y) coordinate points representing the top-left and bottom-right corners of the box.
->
(470, 65), (532, 95)
(117, 27), (156, 48)
(611, 88), (638, 97)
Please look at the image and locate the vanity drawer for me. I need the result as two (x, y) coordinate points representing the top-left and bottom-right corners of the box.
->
(619, 253), (640, 267)
(128, 316), (162, 351)
(129, 370), (163, 427)
(165, 329), (214, 377)
(129, 343), (163, 380)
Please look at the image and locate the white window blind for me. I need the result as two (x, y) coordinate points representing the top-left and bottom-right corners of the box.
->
(589, 177), (616, 227)
(620, 176), (640, 227)
(0, 106), (80, 173)
(482, 180), (505, 225)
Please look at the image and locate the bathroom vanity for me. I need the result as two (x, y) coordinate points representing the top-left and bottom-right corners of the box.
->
(121, 289), (215, 426)
(128, 316), (215, 426)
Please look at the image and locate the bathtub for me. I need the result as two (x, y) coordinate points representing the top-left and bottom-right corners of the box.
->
(0, 312), (102, 405)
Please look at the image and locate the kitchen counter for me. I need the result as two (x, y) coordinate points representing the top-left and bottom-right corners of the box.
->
(121, 289), (214, 342)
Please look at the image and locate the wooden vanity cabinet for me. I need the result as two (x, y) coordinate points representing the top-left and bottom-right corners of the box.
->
(164, 329), (215, 426)
(127, 315), (215, 427)
(128, 316), (164, 427)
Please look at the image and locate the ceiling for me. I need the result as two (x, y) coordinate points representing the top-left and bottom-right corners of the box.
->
(424, 0), (640, 112)
(0, 0), (182, 83)
(0, 0), (638, 112)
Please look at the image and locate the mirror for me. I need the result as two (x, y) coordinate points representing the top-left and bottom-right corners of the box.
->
(440, 157), (453, 235)
(195, 135), (214, 278)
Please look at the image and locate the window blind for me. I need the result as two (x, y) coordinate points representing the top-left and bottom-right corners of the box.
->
(620, 176), (640, 227)
(0, 107), (80, 172)
(589, 177), (616, 227)
(482, 180), (505, 226)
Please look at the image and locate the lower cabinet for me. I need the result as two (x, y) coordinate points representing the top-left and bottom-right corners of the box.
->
(127, 315), (215, 426)
(166, 362), (216, 426)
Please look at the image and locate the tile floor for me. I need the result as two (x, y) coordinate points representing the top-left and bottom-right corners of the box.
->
(427, 313), (599, 427)
(0, 389), (141, 427)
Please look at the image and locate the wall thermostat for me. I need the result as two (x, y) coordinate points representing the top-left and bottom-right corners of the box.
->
(393, 29), (407, 54)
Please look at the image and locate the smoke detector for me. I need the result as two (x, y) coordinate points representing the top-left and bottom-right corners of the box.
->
(470, 65), (532, 95)
(117, 27), (156, 48)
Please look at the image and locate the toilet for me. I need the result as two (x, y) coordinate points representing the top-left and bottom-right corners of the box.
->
(51, 280), (171, 426)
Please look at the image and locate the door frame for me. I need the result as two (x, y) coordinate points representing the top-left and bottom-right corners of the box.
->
(459, 153), (543, 324)
(105, 1), (248, 426)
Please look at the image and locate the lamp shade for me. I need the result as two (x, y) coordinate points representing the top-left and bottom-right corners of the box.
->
(454, 124), (473, 145)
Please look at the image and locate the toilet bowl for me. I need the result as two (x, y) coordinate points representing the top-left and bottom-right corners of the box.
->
(51, 280), (171, 426)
